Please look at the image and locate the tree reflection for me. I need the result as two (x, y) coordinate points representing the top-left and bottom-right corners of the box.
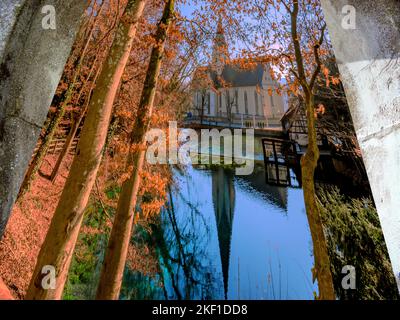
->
(152, 182), (223, 300)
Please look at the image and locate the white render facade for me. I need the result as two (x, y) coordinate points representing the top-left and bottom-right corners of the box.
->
(190, 20), (285, 129)
(192, 65), (286, 128)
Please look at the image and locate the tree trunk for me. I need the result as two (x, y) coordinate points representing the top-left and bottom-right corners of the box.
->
(18, 2), (105, 197)
(50, 67), (101, 183)
(287, 1), (335, 300)
(25, 0), (146, 300)
(96, 0), (175, 300)
(301, 93), (335, 300)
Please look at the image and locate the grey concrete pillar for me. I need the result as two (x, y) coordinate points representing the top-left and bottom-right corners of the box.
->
(321, 0), (400, 291)
(0, 1), (87, 238)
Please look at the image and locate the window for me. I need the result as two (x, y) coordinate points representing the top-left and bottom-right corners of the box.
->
(235, 90), (239, 113)
(216, 92), (220, 115)
(214, 93), (219, 114)
(226, 90), (231, 113)
(269, 93), (275, 114)
(254, 91), (259, 115)
(244, 91), (248, 115)
(196, 92), (201, 114)
(219, 93), (222, 114)
(207, 92), (211, 114)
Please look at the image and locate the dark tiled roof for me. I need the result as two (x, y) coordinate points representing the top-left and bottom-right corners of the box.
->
(210, 63), (265, 88)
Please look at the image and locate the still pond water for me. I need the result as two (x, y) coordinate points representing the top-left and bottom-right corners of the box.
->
(122, 162), (319, 300)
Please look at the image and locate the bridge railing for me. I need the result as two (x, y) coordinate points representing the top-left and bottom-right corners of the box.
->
(184, 114), (282, 130)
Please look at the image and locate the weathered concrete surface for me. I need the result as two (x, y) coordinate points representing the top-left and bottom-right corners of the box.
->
(321, 0), (400, 291)
(0, 0), (25, 60)
(0, 1), (87, 238)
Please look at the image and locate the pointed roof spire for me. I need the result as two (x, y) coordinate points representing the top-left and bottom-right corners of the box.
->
(211, 17), (229, 75)
(216, 16), (224, 36)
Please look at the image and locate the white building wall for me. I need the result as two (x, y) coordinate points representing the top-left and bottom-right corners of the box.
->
(224, 86), (262, 116)
(210, 90), (216, 116)
(261, 67), (285, 119)
(193, 84), (285, 119)
(191, 66), (286, 123)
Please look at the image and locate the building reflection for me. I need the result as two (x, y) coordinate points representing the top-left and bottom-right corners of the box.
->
(211, 167), (235, 299)
(211, 164), (291, 299)
(236, 163), (288, 211)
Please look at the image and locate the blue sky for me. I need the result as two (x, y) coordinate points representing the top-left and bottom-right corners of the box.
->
(178, 1), (197, 18)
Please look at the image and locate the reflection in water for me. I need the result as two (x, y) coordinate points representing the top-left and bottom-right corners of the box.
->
(236, 166), (288, 211)
(155, 176), (223, 299)
(212, 167), (235, 299)
(155, 163), (318, 300)
(119, 159), (397, 300)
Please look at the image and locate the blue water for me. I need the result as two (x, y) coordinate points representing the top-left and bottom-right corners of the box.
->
(158, 164), (318, 300)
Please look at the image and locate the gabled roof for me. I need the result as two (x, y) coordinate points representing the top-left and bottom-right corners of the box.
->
(281, 103), (301, 128)
(210, 63), (265, 88)
(192, 61), (269, 90)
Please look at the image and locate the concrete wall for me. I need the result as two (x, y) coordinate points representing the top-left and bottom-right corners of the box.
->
(321, 0), (400, 291)
(0, 0), (87, 238)
(0, 0), (25, 59)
